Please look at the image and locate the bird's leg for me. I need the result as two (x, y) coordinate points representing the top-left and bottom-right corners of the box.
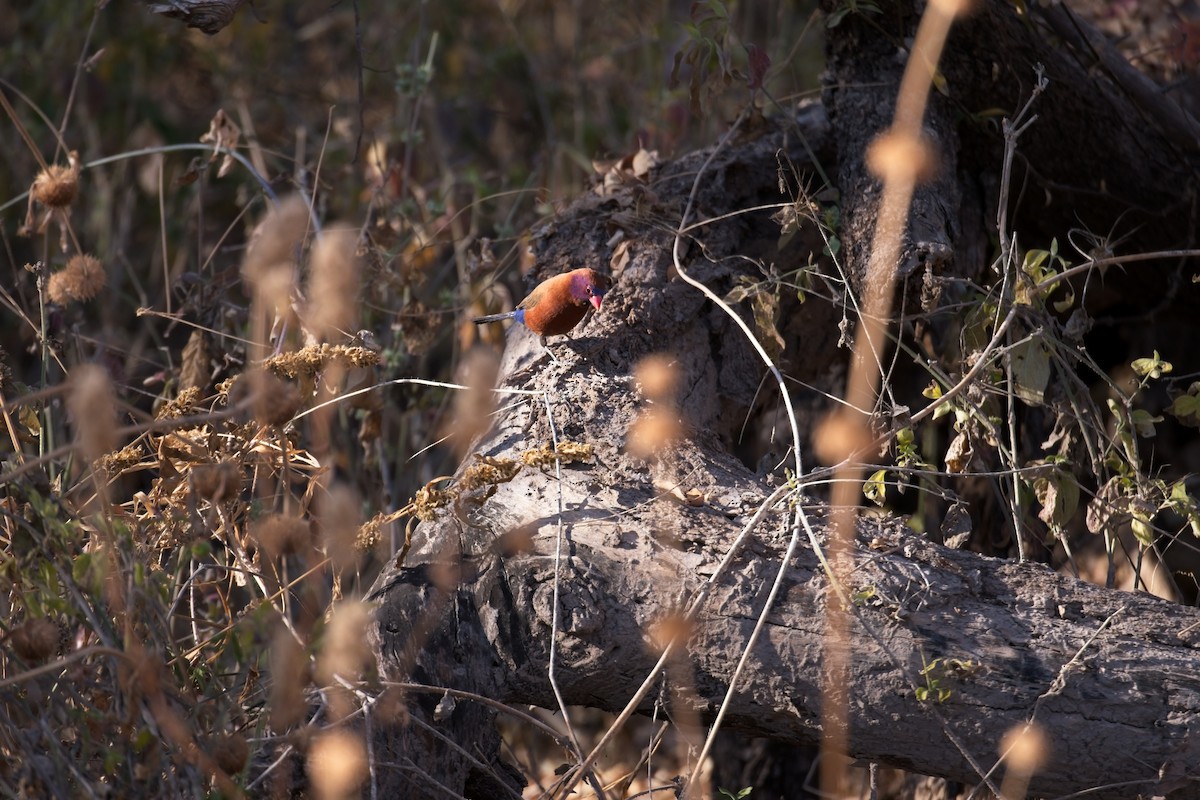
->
(540, 335), (562, 365)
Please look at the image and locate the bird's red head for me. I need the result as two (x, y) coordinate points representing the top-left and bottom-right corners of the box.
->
(571, 269), (611, 311)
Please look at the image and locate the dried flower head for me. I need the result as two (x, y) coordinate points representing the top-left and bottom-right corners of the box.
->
(521, 441), (594, 468)
(444, 346), (499, 457)
(307, 730), (367, 797)
(243, 371), (303, 426)
(242, 195), (308, 289)
(866, 130), (937, 185)
(315, 601), (373, 719)
(355, 515), (384, 553)
(10, 617), (59, 662)
(192, 461), (244, 503)
(412, 482), (455, 521)
(269, 628), (308, 731)
(47, 254), (106, 304)
(208, 732), (249, 776)
(31, 152), (80, 210)
(251, 513), (311, 558)
(68, 364), (117, 462)
(626, 407), (681, 460)
(306, 227), (361, 340)
(633, 354), (678, 401)
(318, 482), (363, 573)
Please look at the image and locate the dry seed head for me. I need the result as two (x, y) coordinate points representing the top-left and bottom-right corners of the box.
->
(268, 628), (308, 731)
(521, 441), (594, 468)
(1001, 722), (1049, 773)
(318, 482), (363, 572)
(315, 601), (373, 689)
(813, 408), (873, 466)
(459, 455), (521, 491)
(355, 515), (383, 553)
(446, 347), (500, 457)
(31, 151), (80, 209)
(242, 195), (309, 289)
(252, 513), (311, 558)
(929, 0), (975, 17)
(412, 483), (455, 520)
(95, 443), (145, 479)
(10, 617), (59, 662)
(626, 407), (681, 460)
(68, 364), (117, 462)
(307, 227), (361, 340)
(191, 461), (244, 503)
(307, 729), (367, 798)
(47, 254), (106, 304)
(251, 371), (303, 426)
(209, 732), (249, 775)
(866, 130), (937, 185)
(633, 354), (678, 401)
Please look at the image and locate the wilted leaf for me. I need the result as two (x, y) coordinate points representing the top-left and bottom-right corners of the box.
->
(1034, 468), (1080, 531)
(944, 431), (972, 474)
(940, 503), (972, 549)
(746, 43), (770, 90)
(18, 404), (41, 437)
(1086, 477), (1123, 535)
(750, 286), (785, 360)
(198, 108), (241, 178)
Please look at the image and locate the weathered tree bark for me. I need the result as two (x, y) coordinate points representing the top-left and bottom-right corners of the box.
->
(827, 0), (1200, 310)
(367, 1), (1200, 798)
(146, 0), (248, 35)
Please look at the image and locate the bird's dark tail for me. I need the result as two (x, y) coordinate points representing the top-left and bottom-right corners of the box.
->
(472, 310), (523, 325)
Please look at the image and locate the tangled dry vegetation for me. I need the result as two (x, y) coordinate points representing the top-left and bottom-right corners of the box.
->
(2, 0), (1200, 798)
(0, 2), (823, 796)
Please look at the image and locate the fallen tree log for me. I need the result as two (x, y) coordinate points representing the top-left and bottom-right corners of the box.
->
(366, 0), (1200, 795)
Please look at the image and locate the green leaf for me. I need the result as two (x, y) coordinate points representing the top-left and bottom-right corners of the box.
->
(823, 234), (841, 258)
(1130, 409), (1162, 438)
(1131, 515), (1154, 547)
(864, 469), (888, 506)
(1168, 383), (1200, 428)
(1131, 350), (1173, 379)
(72, 552), (93, 584)
(852, 585), (877, 605)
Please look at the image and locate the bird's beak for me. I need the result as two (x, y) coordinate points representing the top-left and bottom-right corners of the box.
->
(590, 295), (603, 311)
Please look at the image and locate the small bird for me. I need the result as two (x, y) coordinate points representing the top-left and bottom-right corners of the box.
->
(473, 268), (611, 355)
